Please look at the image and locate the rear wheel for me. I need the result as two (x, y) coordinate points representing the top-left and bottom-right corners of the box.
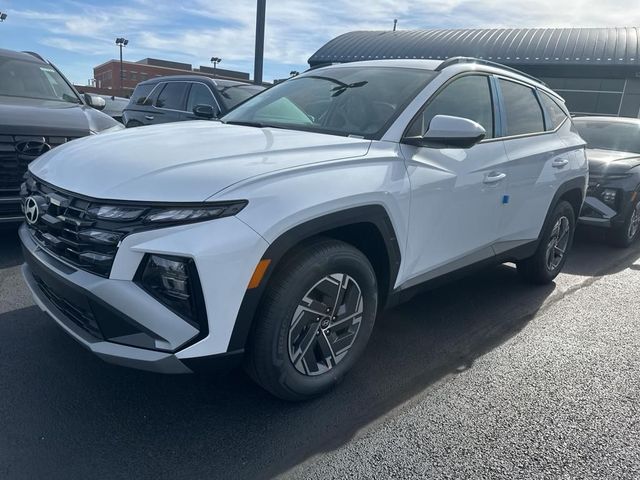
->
(608, 198), (640, 248)
(517, 200), (575, 284)
(245, 239), (378, 401)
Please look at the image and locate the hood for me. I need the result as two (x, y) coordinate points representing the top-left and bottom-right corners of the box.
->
(0, 95), (119, 136)
(586, 148), (640, 176)
(29, 121), (371, 202)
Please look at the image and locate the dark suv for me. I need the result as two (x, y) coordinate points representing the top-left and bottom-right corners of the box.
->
(0, 48), (121, 223)
(122, 75), (265, 127)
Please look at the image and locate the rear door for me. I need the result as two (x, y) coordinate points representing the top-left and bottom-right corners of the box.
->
(497, 78), (572, 248)
(123, 82), (156, 126)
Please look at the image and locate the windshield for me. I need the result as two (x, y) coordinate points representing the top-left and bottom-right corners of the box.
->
(222, 66), (437, 138)
(216, 83), (265, 109)
(0, 55), (80, 104)
(574, 119), (640, 154)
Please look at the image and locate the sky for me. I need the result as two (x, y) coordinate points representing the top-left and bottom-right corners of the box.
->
(0, 0), (637, 85)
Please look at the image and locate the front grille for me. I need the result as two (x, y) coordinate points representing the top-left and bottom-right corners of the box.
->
(23, 176), (124, 277)
(0, 134), (77, 198)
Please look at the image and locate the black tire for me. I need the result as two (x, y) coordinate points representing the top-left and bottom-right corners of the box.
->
(245, 239), (378, 401)
(608, 198), (640, 248)
(517, 200), (575, 285)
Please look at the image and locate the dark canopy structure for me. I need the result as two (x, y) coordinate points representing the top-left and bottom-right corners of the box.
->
(309, 28), (640, 68)
(308, 28), (640, 118)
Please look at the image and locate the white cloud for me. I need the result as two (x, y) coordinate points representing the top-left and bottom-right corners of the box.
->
(8, 0), (640, 83)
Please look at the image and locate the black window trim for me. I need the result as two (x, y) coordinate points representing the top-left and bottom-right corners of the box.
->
(400, 71), (498, 144)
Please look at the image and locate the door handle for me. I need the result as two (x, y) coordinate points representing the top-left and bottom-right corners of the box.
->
(552, 158), (569, 168)
(484, 172), (507, 184)
(145, 115), (154, 121)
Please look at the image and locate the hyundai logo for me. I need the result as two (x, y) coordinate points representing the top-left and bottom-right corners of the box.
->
(16, 140), (51, 157)
(24, 197), (41, 225)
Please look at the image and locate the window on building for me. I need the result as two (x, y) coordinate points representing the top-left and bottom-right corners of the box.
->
(155, 82), (189, 110)
(407, 75), (494, 138)
(131, 71), (137, 81)
(499, 79), (545, 136)
(539, 92), (569, 131)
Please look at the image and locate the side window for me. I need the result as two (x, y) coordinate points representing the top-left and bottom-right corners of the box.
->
(155, 82), (189, 110)
(539, 92), (569, 131)
(187, 83), (217, 112)
(499, 79), (545, 136)
(130, 83), (154, 105)
(407, 75), (494, 139)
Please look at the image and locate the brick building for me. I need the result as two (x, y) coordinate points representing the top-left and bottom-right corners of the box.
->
(93, 57), (251, 96)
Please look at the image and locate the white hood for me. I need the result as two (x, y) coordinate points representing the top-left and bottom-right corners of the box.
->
(29, 121), (371, 202)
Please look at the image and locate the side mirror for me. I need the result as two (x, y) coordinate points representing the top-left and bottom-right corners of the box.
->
(406, 115), (486, 149)
(193, 104), (217, 119)
(84, 93), (106, 111)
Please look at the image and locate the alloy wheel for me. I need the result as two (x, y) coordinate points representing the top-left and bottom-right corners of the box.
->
(545, 216), (570, 271)
(288, 273), (363, 376)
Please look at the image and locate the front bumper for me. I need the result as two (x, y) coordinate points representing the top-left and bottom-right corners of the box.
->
(19, 215), (268, 373)
(578, 196), (618, 228)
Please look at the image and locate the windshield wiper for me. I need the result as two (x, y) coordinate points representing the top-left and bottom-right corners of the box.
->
(223, 120), (267, 128)
(223, 120), (286, 130)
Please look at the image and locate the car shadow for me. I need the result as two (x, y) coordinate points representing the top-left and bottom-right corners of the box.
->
(2, 233), (639, 480)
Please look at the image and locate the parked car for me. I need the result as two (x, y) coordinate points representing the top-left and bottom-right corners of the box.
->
(122, 75), (265, 127)
(95, 95), (129, 123)
(20, 58), (587, 400)
(574, 116), (640, 247)
(0, 48), (122, 223)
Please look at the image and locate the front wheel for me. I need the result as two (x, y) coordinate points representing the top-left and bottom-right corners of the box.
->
(245, 239), (378, 401)
(517, 200), (575, 284)
(608, 198), (640, 248)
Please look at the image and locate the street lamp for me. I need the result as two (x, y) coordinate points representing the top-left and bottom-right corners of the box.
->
(115, 37), (129, 94)
(210, 57), (221, 77)
(0, 12), (7, 22)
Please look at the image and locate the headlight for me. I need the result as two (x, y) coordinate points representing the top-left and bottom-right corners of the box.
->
(89, 205), (146, 221)
(136, 254), (206, 329)
(88, 201), (247, 224)
(602, 188), (617, 207)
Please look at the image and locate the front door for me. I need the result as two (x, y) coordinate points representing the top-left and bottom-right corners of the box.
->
(400, 74), (508, 287)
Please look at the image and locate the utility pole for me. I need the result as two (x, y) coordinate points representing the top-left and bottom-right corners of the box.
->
(393, 19), (398, 31)
(254, 0), (266, 85)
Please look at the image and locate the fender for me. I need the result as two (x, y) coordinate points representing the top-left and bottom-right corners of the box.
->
(226, 205), (401, 352)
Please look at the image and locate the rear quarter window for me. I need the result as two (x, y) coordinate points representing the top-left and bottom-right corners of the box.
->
(539, 92), (569, 131)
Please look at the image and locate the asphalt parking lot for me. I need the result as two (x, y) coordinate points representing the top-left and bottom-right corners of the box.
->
(1, 225), (639, 480)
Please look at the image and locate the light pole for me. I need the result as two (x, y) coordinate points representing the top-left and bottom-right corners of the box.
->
(210, 57), (222, 78)
(115, 37), (128, 95)
(254, 0), (266, 85)
(0, 12), (7, 22)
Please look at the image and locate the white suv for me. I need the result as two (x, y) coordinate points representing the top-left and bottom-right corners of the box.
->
(20, 58), (587, 400)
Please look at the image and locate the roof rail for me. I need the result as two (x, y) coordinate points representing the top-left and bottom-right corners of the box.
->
(23, 51), (46, 63)
(436, 56), (546, 86)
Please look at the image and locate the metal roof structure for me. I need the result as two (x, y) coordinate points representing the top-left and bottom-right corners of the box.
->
(308, 28), (640, 69)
